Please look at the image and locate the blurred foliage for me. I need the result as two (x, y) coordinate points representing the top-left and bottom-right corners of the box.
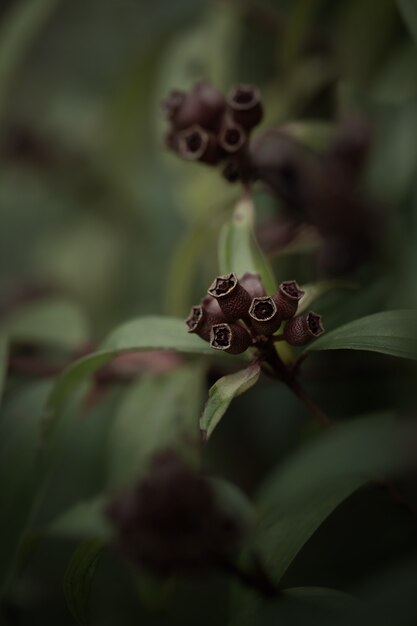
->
(1, 0), (417, 625)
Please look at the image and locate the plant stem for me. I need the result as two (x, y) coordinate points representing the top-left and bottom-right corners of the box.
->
(262, 342), (332, 428)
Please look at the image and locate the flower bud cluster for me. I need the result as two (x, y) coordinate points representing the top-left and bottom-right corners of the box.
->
(106, 451), (243, 574)
(186, 272), (324, 354)
(162, 82), (263, 178)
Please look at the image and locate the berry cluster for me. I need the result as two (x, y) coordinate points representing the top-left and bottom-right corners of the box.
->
(162, 82), (263, 180)
(186, 272), (324, 354)
(106, 451), (243, 574)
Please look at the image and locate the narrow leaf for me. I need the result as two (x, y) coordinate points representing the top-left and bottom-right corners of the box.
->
(308, 310), (417, 360)
(200, 361), (261, 440)
(63, 540), (104, 626)
(0, 332), (8, 405)
(0, 298), (89, 350)
(297, 280), (357, 314)
(218, 195), (276, 295)
(48, 498), (111, 541)
(46, 316), (209, 434)
(108, 366), (203, 489)
(0, 381), (52, 596)
(254, 414), (414, 585)
(397, 0), (417, 43)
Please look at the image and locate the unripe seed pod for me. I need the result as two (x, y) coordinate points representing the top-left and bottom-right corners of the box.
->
(226, 84), (263, 131)
(239, 272), (266, 299)
(210, 323), (252, 355)
(272, 280), (305, 320)
(177, 125), (223, 164)
(186, 305), (208, 341)
(248, 296), (281, 336)
(185, 297), (225, 342)
(208, 272), (252, 321)
(164, 82), (226, 132)
(283, 311), (324, 346)
(218, 119), (247, 154)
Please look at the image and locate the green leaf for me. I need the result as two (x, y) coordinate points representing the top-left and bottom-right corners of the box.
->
(48, 498), (111, 541)
(108, 366), (204, 489)
(297, 280), (357, 315)
(0, 380), (52, 596)
(0, 332), (8, 406)
(1, 297), (89, 350)
(254, 414), (413, 585)
(63, 540), (104, 626)
(46, 316), (209, 434)
(283, 586), (356, 610)
(200, 361), (261, 440)
(397, 0), (417, 44)
(0, 0), (62, 126)
(219, 195), (276, 295)
(308, 310), (417, 360)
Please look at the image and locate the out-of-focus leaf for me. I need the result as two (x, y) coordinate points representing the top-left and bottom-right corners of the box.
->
(397, 0), (417, 44)
(165, 218), (219, 317)
(254, 414), (413, 585)
(0, 333), (7, 405)
(200, 361), (261, 440)
(63, 540), (104, 626)
(281, 119), (335, 149)
(0, 0), (62, 126)
(297, 281), (357, 315)
(231, 583), (357, 626)
(48, 498), (111, 541)
(283, 586), (356, 609)
(46, 316), (210, 432)
(219, 195), (276, 295)
(308, 310), (417, 360)
(1, 298), (89, 349)
(108, 366), (203, 489)
(0, 380), (52, 596)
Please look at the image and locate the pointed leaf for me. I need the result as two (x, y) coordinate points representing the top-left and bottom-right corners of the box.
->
(108, 366), (203, 489)
(1, 298), (89, 349)
(200, 361), (261, 440)
(254, 414), (414, 585)
(219, 196), (276, 295)
(48, 498), (111, 541)
(0, 381), (52, 596)
(63, 540), (104, 626)
(297, 280), (357, 314)
(308, 310), (417, 360)
(0, 332), (8, 405)
(397, 0), (417, 43)
(46, 316), (209, 435)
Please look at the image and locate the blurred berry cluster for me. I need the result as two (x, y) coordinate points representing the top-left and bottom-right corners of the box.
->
(186, 272), (324, 354)
(106, 451), (245, 575)
(162, 82), (263, 181)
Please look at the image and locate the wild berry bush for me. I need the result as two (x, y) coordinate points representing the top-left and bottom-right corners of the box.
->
(1, 1), (417, 625)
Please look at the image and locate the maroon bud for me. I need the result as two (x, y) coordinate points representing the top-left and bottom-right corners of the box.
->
(177, 125), (222, 164)
(165, 82), (226, 132)
(106, 450), (242, 574)
(272, 280), (304, 320)
(283, 311), (324, 346)
(210, 322), (252, 354)
(186, 297), (225, 342)
(239, 272), (266, 299)
(226, 84), (263, 131)
(208, 272), (252, 321)
(248, 296), (281, 336)
(218, 119), (247, 154)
